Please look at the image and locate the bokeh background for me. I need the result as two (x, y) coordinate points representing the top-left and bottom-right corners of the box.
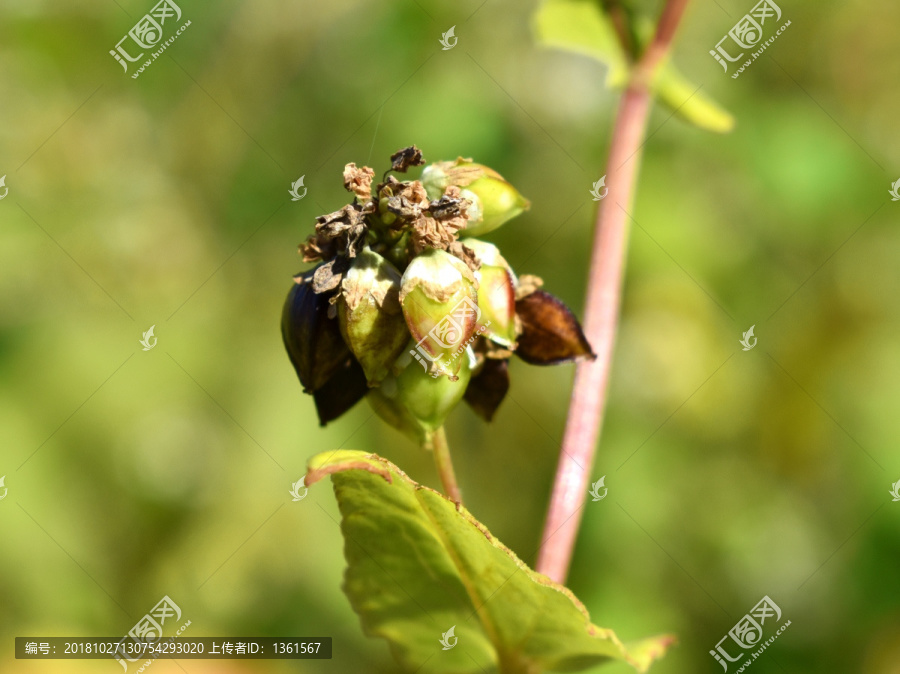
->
(1, 0), (899, 672)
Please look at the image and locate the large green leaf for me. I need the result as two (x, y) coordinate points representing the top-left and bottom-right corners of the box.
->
(533, 0), (734, 133)
(306, 450), (674, 673)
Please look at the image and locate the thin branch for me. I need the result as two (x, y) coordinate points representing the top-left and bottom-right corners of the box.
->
(430, 426), (462, 504)
(536, 0), (693, 584)
(639, 0), (692, 78)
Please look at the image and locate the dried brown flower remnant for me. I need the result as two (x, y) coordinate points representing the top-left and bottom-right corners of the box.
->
(447, 241), (480, 273)
(390, 145), (425, 173)
(298, 234), (334, 263)
(343, 163), (376, 201)
(430, 185), (469, 226)
(283, 145), (593, 431)
(382, 177), (430, 225)
(421, 157), (530, 238)
(515, 274), (544, 300)
(409, 187), (469, 254)
(410, 215), (457, 253)
(311, 256), (351, 294)
(315, 204), (368, 258)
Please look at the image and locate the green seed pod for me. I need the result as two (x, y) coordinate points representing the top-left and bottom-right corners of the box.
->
(400, 248), (479, 379)
(368, 347), (472, 443)
(338, 248), (409, 387)
(421, 158), (530, 237)
(462, 239), (518, 347)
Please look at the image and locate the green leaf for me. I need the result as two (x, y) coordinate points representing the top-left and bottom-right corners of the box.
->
(654, 62), (736, 134)
(533, 0), (629, 88)
(306, 450), (674, 673)
(533, 0), (734, 133)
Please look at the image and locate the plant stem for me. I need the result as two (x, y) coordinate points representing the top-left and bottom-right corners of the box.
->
(536, 0), (692, 584)
(430, 427), (462, 503)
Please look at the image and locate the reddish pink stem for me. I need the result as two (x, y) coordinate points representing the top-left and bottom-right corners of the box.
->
(536, 0), (692, 584)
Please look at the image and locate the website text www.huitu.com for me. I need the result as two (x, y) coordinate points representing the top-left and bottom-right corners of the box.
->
(732, 20), (791, 79)
(131, 20), (192, 79)
(734, 620), (792, 672)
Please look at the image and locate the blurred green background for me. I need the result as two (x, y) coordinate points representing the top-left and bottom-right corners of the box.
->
(1, 0), (899, 672)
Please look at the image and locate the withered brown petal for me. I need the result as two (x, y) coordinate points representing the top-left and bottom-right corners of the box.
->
(316, 204), (364, 237)
(428, 193), (465, 220)
(343, 162), (375, 200)
(383, 180), (429, 219)
(312, 357), (369, 426)
(298, 233), (334, 263)
(345, 227), (367, 259)
(447, 241), (481, 273)
(390, 145), (425, 173)
(514, 290), (596, 365)
(464, 358), (510, 422)
(312, 257), (350, 294)
(409, 190), (468, 255)
(410, 215), (458, 254)
(314, 204), (367, 259)
(281, 275), (352, 393)
(514, 273), (544, 301)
